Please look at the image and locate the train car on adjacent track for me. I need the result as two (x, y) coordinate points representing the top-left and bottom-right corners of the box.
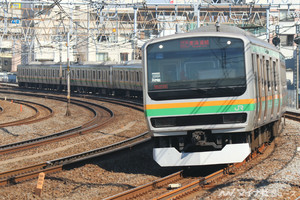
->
(17, 61), (143, 97)
(142, 25), (287, 167)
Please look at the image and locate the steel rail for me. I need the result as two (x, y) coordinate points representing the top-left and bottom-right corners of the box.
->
(105, 143), (269, 200)
(153, 143), (268, 200)
(0, 132), (150, 187)
(0, 98), (53, 127)
(284, 111), (300, 122)
(0, 99), (112, 155)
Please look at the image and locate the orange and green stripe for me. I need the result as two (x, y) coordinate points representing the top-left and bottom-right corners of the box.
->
(145, 99), (256, 117)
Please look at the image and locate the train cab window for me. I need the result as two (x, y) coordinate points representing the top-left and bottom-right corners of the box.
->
(146, 37), (246, 100)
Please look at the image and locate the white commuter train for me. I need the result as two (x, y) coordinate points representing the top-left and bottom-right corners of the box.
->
(142, 25), (287, 167)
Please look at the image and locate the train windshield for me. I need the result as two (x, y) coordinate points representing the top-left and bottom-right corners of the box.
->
(146, 37), (246, 100)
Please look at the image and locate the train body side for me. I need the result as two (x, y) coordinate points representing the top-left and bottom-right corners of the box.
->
(17, 63), (143, 96)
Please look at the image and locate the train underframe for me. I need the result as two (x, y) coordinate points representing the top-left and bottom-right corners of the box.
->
(153, 119), (282, 167)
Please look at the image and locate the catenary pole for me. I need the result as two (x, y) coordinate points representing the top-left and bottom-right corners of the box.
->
(66, 32), (71, 116)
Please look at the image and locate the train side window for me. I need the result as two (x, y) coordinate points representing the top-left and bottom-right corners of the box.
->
(136, 72), (139, 82)
(273, 61), (278, 91)
(92, 71), (95, 79)
(126, 71), (128, 81)
(82, 70), (85, 79)
(139, 72), (142, 82)
(266, 59), (271, 91)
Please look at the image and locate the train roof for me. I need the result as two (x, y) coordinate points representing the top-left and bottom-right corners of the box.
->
(112, 65), (142, 69)
(144, 24), (278, 52)
(190, 24), (254, 37)
(18, 62), (142, 69)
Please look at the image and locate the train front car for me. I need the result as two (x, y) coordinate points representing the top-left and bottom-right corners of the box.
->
(143, 27), (259, 167)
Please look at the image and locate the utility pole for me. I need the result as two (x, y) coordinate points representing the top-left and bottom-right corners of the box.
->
(295, 37), (300, 109)
(66, 32), (71, 116)
(59, 40), (62, 91)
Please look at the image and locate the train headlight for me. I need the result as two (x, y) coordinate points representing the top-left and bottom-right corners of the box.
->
(222, 113), (247, 124)
(151, 117), (176, 127)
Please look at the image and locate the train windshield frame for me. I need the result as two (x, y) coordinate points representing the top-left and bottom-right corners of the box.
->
(146, 36), (247, 100)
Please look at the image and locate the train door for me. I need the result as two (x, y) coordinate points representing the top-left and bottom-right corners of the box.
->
(262, 56), (268, 121)
(138, 71), (142, 89)
(109, 67), (113, 89)
(255, 54), (263, 124)
(273, 59), (281, 117)
(92, 70), (95, 87)
(268, 58), (275, 119)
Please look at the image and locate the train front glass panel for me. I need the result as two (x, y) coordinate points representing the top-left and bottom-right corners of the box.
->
(146, 37), (246, 100)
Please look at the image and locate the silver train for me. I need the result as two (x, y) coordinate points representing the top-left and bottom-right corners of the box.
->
(142, 25), (287, 167)
(17, 61), (143, 97)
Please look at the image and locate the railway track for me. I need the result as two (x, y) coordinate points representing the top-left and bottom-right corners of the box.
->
(0, 89), (149, 187)
(0, 97), (113, 155)
(284, 111), (300, 122)
(0, 131), (150, 186)
(0, 91), (144, 155)
(105, 143), (269, 200)
(0, 98), (53, 127)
